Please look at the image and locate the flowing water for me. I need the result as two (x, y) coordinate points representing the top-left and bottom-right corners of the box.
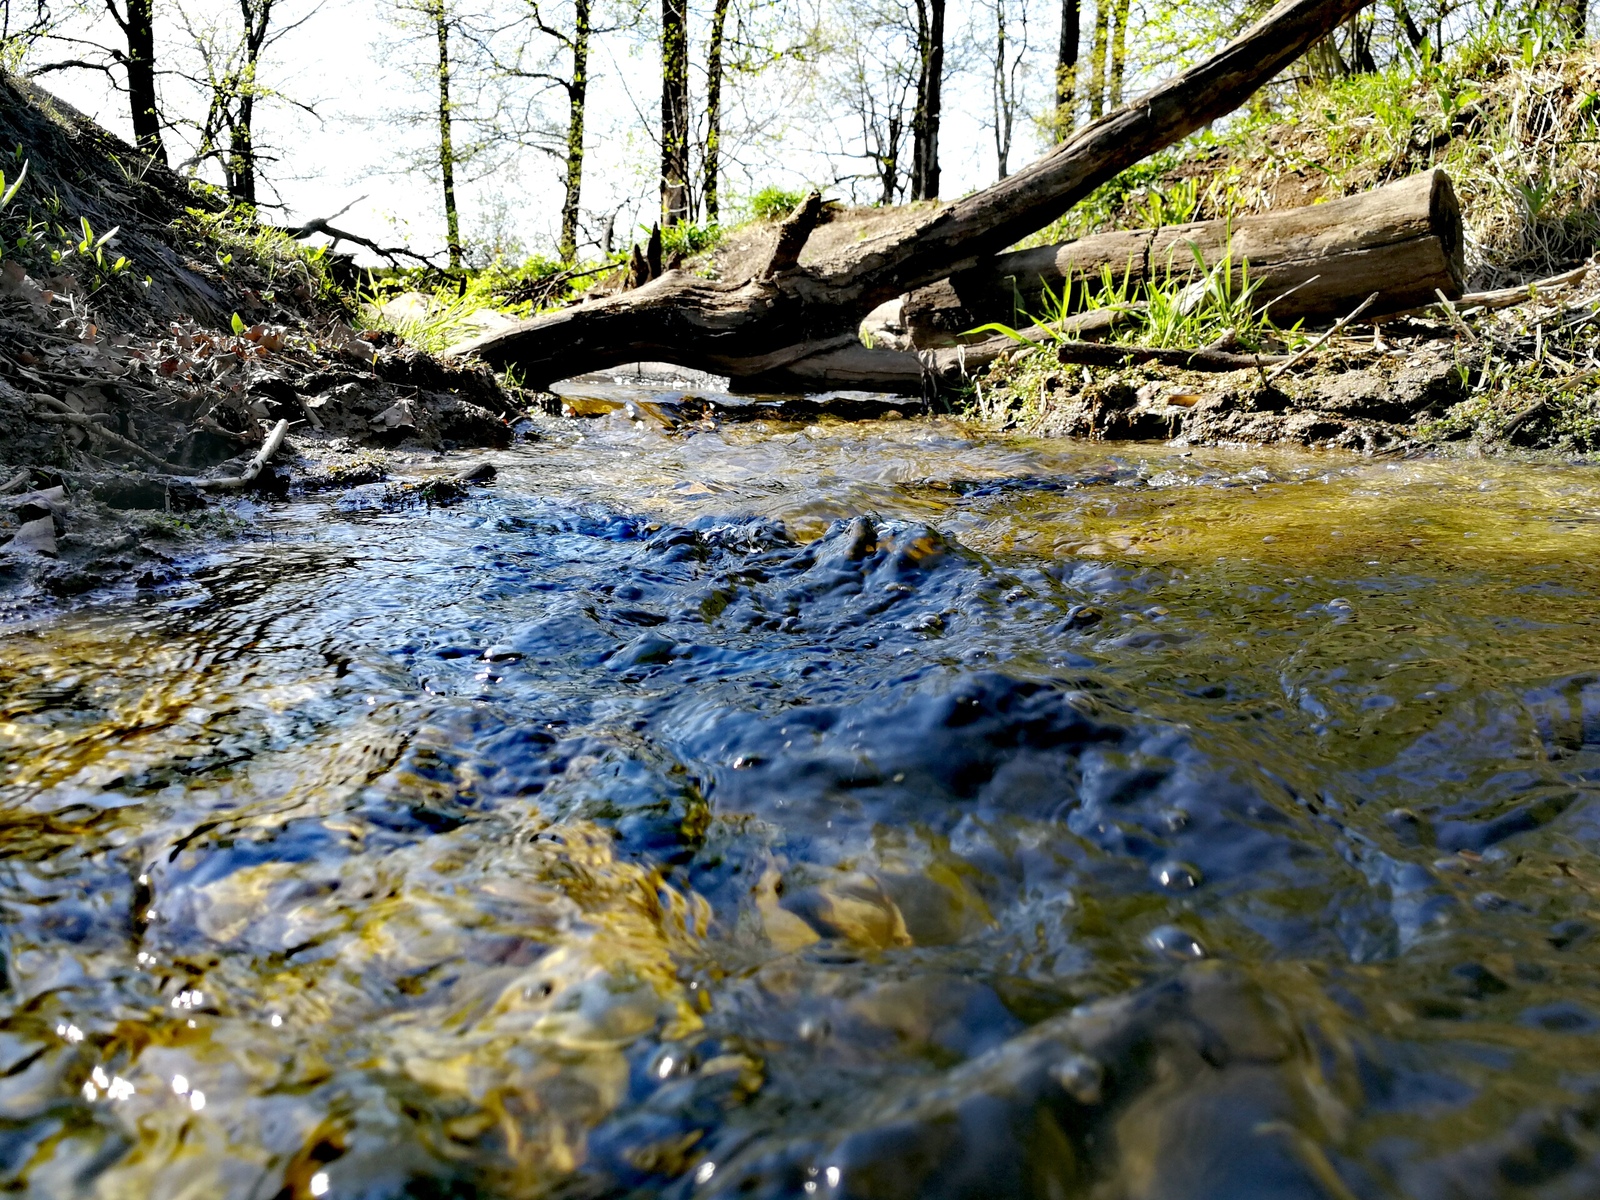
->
(5, 399), (1600, 1199)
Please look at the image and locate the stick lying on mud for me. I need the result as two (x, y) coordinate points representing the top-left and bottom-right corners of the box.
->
(198, 419), (289, 491)
(1264, 291), (1380, 383)
(0, 469), (28, 495)
(451, 0), (1380, 387)
(1054, 340), (1292, 372)
(32, 395), (197, 472)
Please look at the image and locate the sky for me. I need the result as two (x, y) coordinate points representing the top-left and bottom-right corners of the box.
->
(29, 0), (1065, 264)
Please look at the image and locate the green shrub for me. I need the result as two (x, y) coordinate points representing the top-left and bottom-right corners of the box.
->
(748, 185), (809, 221)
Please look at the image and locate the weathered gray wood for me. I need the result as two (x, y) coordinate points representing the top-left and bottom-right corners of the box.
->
(450, 0), (1378, 387)
(902, 169), (1465, 347)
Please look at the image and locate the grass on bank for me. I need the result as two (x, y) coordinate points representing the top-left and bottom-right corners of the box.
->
(1032, 25), (1600, 288)
(976, 27), (1600, 451)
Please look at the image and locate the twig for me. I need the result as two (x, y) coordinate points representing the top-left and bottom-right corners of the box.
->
(0, 470), (29, 495)
(1432, 289), (1480, 344)
(197, 420), (289, 491)
(1458, 262), (1591, 310)
(36, 409), (196, 472)
(33, 368), (157, 391)
(192, 416), (255, 445)
(1501, 398), (1550, 440)
(1253, 273), (1322, 319)
(1265, 292), (1381, 383)
(1055, 340), (1291, 372)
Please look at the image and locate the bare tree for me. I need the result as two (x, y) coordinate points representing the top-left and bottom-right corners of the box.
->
(1084, 0), (1106, 119)
(819, 0), (918, 204)
(469, 0), (605, 261)
(908, 0), (942, 199)
(703, 0), (728, 220)
(383, 0), (492, 267)
(30, 0), (167, 159)
(0, 0), (54, 64)
(1107, 0), (1129, 104)
(982, 0), (1029, 179)
(171, 0), (319, 204)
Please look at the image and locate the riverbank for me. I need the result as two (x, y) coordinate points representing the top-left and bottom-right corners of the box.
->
(967, 36), (1600, 452)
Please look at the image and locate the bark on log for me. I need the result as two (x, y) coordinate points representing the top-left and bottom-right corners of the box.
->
(450, 0), (1378, 387)
(729, 327), (1291, 394)
(730, 327), (1054, 394)
(902, 169), (1465, 347)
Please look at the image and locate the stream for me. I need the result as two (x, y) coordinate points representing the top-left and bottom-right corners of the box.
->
(4, 397), (1600, 1198)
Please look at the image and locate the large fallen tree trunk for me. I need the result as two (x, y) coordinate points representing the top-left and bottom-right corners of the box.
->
(451, 0), (1378, 387)
(901, 169), (1465, 347)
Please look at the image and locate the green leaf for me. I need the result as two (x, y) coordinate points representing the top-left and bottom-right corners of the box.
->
(95, 224), (119, 249)
(0, 160), (25, 210)
(231, 312), (247, 335)
(964, 322), (1048, 346)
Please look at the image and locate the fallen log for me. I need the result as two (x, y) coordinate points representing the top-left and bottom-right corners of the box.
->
(902, 170), (1465, 348)
(451, 0), (1378, 387)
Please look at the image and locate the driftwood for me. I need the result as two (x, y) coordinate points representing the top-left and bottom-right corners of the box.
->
(730, 328), (1054, 394)
(903, 170), (1465, 348)
(1456, 262), (1590, 311)
(452, 0), (1378, 388)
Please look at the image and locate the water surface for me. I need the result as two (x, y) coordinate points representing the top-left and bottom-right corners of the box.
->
(4, 406), (1600, 1198)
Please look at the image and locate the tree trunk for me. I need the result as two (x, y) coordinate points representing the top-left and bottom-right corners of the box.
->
(432, 0), (463, 269)
(1108, 0), (1130, 106)
(992, 0), (1011, 179)
(901, 169), (1466, 345)
(225, 0), (272, 205)
(1085, 0), (1108, 120)
(122, 0), (165, 162)
(451, 0), (1382, 388)
(705, 0), (729, 223)
(1056, 0), (1079, 140)
(660, 0), (690, 226)
(1394, 0), (1424, 49)
(559, 0), (590, 262)
(910, 0), (945, 201)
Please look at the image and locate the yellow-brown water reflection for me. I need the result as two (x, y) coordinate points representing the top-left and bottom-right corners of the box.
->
(4, 412), (1600, 1197)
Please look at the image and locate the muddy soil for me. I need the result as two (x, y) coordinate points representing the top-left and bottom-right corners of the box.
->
(997, 342), (1473, 453)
